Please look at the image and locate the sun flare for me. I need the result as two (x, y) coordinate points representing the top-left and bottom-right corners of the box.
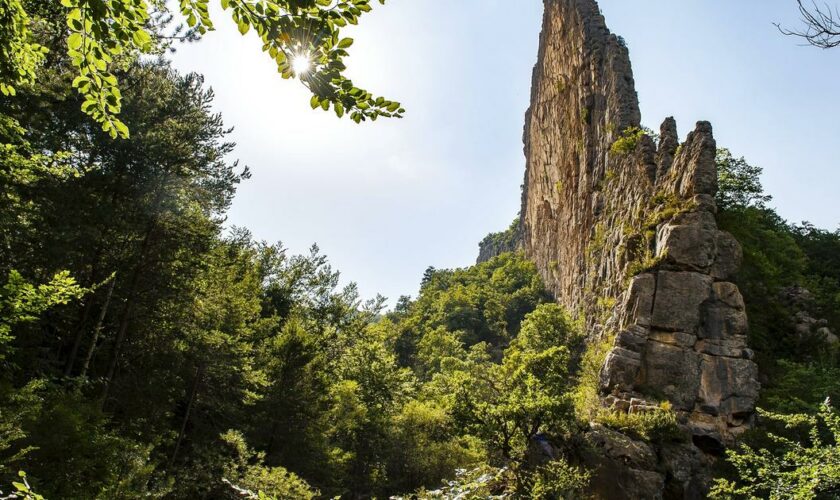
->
(292, 54), (311, 76)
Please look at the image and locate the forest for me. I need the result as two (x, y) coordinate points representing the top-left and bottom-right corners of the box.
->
(1, 0), (840, 499)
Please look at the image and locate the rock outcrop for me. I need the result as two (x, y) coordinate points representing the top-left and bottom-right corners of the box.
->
(781, 285), (839, 344)
(476, 219), (522, 264)
(518, 0), (760, 497)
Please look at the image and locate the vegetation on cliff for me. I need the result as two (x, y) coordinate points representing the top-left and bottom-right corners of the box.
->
(715, 148), (840, 412)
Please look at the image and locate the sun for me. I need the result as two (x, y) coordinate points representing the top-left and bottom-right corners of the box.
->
(292, 54), (311, 76)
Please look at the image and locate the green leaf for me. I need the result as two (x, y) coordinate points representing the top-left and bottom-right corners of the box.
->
(133, 29), (152, 50)
(68, 32), (83, 50)
(113, 119), (130, 139)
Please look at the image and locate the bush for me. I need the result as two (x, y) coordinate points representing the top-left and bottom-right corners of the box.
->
(572, 334), (615, 420)
(609, 127), (647, 156)
(406, 465), (515, 499)
(593, 406), (682, 443)
(13, 388), (157, 499)
(528, 459), (590, 500)
(709, 402), (840, 499)
(385, 400), (485, 494)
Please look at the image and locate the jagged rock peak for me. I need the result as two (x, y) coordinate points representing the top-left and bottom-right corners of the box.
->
(519, 1), (759, 498)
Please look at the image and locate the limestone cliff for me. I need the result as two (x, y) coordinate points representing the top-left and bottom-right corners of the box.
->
(517, 1), (760, 497)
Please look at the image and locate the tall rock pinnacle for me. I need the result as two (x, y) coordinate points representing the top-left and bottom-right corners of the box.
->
(520, 1), (759, 497)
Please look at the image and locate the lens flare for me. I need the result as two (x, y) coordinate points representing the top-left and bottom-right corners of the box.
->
(292, 54), (311, 76)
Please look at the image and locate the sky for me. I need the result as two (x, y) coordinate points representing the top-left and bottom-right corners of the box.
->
(170, 0), (840, 306)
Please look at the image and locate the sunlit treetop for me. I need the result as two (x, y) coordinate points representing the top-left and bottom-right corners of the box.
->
(0, 0), (404, 138)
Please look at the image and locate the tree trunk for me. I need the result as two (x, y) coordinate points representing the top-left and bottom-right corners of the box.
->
(80, 276), (116, 379)
(101, 218), (157, 402)
(169, 364), (204, 467)
(101, 292), (136, 401)
(63, 248), (104, 376)
(63, 298), (93, 377)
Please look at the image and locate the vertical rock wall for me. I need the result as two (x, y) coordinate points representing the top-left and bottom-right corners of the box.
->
(520, 1), (760, 497)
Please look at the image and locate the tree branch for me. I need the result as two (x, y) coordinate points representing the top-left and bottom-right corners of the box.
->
(777, 0), (840, 48)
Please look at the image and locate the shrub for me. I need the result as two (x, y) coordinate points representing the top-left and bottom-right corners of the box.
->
(406, 465), (515, 499)
(610, 127), (646, 156)
(594, 407), (682, 443)
(528, 459), (591, 500)
(572, 334), (615, 420)
(709, 401), (840, 499)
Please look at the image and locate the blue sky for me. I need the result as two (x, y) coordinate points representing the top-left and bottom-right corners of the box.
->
(170, 0), (840, 305)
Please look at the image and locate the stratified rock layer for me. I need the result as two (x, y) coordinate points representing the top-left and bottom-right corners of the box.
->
(520, 1), (759, 497)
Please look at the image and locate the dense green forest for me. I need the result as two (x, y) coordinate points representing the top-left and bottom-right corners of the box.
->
(0, 6), (590, 495)
(1, 1), (840, 499)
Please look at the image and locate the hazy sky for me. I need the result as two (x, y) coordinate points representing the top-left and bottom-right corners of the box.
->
(170, 0), (840, 305)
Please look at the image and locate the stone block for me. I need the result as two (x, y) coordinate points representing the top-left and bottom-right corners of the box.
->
(616, 325), (649, 352)
(641, 341), (700, 410)
(695, 338), (748, 358)
(651, 271), (713, 333)
(698, 355), (759, 414)
(657, 223), (716, 271)
(701, 283), (748, 339)
(600, 347), (642, 392)
(623, 273), (655, 327)
(648, 330), (697, 348)
(711, 231), (742, 280)
(712, 282), (745, 310)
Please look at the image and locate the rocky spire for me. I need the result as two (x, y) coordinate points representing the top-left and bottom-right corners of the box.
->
(520, 1), (759, 497)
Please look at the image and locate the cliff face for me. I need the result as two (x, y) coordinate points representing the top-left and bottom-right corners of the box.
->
(476, 219), (522, 264)
(519, 1), (760, 497)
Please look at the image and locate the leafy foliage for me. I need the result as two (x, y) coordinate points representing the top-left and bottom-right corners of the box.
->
(393, 252), (550, 364)
(0, 471), (44, 500)
(716, 148), (772, 211)
(406, 465), (516, 499)
(2, 0), (402, 137)
(478, 217), (520, 257)
(593, 406), (682, 443)
(710, 401), (840, 500)
(0, 0), (46, 98)
(0, 271), (85, 358)
(760, 359), (840, 415)
(609, 126), (647, 156)
(528, 459), (591, 500)
(711, 147), (840, 499)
